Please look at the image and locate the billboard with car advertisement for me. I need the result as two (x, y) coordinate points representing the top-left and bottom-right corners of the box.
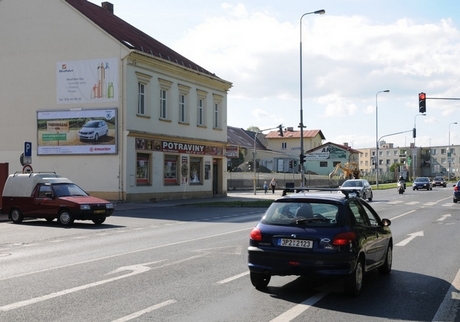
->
(37, 108), (117, 155)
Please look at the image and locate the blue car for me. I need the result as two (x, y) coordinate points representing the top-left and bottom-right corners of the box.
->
(412, 177), (432, 190)
(248, 190), (393, 296)
(453, 181), (460, 203)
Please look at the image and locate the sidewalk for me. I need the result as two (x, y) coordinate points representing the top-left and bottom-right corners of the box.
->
(0, 190), (281, 222)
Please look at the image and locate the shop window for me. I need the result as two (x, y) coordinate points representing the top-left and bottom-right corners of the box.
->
(136, 153), (150, 185)
(164, 155), (179, 185)
(190, 157), (202, 184)
(320, 161), (328, 167)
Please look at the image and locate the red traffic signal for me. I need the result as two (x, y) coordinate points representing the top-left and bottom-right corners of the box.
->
(419, 92), (426, 113)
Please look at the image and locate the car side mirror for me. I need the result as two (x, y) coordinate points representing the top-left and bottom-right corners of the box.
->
(381, 218), (391, 227)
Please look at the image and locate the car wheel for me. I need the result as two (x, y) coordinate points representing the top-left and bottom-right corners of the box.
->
(368, 192), (373, 202)
(10, 208), (23, 224)
(250, 271), (271, 290)
(454, 198), (458, 203)
(344, 258), (364, 296)
(378, 245), (392, 275)
(413, 187), (415, 191)
(92, 217), (106, 225)
(58, 209), (74, 226)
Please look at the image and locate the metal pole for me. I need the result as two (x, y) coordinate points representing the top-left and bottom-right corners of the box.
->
(299, 9), (325, 188)
(449, 122), (457, 182)
(375, 90), (389, 187)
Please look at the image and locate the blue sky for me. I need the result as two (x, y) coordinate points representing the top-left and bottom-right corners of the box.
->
(91, 1), (460, 149)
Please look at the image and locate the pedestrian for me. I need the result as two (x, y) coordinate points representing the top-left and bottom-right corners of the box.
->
(270, 178), (277, 194)
(263, 181), (268, 194)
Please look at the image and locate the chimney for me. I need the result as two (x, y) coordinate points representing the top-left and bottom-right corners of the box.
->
(101, 2), (114, 14)
(343, 142), (348, 147)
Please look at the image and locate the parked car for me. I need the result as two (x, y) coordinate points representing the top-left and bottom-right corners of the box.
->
(432, 176), (446, 187)
(339, 179), (373, 201)
(78, 120), (109, 141)
(247, 190), (392, 296)
(412, 177), (433, 190)
(1, 173), (114, 225)
(453, 181), (460, 203)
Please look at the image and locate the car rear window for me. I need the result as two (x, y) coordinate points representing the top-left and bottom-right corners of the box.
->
(262, 201), (340, 226)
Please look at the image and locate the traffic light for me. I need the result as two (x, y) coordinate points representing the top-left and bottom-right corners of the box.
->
(419, 92), (426, 113)
(278, 124), (284, 137)
(289, 160), (293, 168)
(300, 154), (306, 164)
(413, 128), (416, 138)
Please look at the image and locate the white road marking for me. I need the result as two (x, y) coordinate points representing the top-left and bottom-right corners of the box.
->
(395, 231), (424, 246)
(216, 271), (249, 284)
(269, 283), (338, 322)
(437, 214), (452, 221)
(432, 268), (460, 322)
(0, 260), (166, 312)
(389, 210), (416, 221)
(407, 201), (419, 205)
(0, 227), (252, 282)
(111, 300), (176, 322)
(388, 201), (404, 205)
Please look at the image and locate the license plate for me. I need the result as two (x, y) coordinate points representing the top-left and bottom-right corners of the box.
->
(93, 210), (105, 214)
(279, 238), (313, 248)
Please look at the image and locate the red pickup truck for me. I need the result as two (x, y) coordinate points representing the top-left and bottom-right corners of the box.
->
(1, 173), (114, 226)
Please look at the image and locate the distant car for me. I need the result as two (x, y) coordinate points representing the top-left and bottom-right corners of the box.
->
(78, 120), (108, 141)
(248, 190), (393, 296)
(412, 177), (432, 190)
(340, 179), (373, 201)
(453, 181), (460, 203)
(433, 176), (446, 187)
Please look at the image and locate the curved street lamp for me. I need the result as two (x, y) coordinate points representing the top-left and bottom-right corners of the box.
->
(375, 89), (389, 187)
(299, 9), (325, 187)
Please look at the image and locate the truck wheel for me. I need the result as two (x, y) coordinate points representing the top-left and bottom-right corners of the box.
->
(10, 208), (24, 224)
(58, 209), (74, 226)
(92, 218), (106, 225)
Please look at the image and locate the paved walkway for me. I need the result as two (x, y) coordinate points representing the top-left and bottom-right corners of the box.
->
(0, 190), (281, 222)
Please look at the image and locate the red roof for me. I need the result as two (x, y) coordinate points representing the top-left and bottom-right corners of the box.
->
(65, 0), (219, 78)
(265, 129), (325, 139)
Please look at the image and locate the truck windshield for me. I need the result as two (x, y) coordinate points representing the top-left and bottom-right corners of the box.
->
(52, 183), (88, 197)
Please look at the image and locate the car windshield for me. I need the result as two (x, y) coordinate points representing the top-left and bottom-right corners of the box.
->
(83, 121), (99, 128)
(52, 183), (88, 197)
(343, 181), (362, 187)
(416, 178), (428, 182)
(262, 201), (340, 226)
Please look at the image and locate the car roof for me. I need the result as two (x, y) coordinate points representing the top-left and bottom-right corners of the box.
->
(274, 190), (349, 203)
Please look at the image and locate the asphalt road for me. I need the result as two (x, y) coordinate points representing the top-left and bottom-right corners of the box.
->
(0, 188), (459, 321)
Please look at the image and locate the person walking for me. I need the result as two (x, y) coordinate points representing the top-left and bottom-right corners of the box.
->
(263, 181), (268, 194)
(269, 178), (277, 194)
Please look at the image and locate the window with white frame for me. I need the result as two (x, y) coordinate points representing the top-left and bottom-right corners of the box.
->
(135, 72), (152, 117)
(196, 89), (207, 127)
(178, 84), (190, 124)
(212, 94), (223, 129)
(138, 83), (145, 114)
(158, 78), (172, 120)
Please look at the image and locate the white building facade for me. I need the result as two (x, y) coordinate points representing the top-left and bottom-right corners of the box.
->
(0, 0), (232, 201)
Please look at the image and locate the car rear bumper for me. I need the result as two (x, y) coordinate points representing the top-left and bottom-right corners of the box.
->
(248, 246), (356, 277)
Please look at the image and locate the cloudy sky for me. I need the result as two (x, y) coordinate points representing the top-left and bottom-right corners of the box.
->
(90, 0), (460, 149)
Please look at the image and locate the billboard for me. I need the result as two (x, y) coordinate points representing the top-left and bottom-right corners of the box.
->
(37, 108), (117, 155)
(57, 58), (118, 104)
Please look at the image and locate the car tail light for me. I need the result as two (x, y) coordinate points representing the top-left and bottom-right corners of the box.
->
(250, 228), (262, 241)
(332, 232), (356, 246)
(455, 186), (459, 192)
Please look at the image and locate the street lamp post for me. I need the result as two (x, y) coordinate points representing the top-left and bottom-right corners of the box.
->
(413, 113), (426, 179)
(299, 9), (325, 188)
(375, 89), (389, 188)
(448, 122), (457, 182)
